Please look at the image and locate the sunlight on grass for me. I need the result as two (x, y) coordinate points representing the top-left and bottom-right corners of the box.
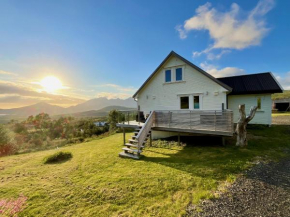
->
(0, 126), (290, 216)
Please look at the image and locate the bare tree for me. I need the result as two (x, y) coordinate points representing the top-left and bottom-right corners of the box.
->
(236, 104), (258, 147)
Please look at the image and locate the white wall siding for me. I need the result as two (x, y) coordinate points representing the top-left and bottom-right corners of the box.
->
(228, 94), (272, 125)
(137, 56), (228, 116)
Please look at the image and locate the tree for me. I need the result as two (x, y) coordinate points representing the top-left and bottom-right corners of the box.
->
(236, 104), (258, 147)
(0, 125), (16, 156)
(108, 110), (120, 132)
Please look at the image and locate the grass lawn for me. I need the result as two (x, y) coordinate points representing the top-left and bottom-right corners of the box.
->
(272, 112), (290, 116)
(1, 126), (290, 216)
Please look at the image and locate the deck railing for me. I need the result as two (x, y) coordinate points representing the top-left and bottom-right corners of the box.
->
(117, 110), (139, 124)
(154, 110), (234, 135)
(135, 111), (155, 148)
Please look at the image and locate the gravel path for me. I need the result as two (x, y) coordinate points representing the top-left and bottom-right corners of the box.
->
(272, 115), (290, 125)
(187, 156), (290, 217)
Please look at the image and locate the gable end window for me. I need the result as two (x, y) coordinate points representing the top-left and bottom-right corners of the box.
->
(165, 70), (171, 82)
(257, 97), (261, 109)
(180, 96), (189, 109)
(176, 68), (182, 81)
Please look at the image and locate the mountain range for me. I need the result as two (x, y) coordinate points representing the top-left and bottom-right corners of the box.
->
(0, 97), (137, 117)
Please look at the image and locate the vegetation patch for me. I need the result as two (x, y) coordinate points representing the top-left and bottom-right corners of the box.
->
(0, 126), (290, 216)
(43, 151), (72, 164)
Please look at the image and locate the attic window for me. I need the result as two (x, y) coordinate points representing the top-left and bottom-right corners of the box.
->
(176, 68), (182, 81)
(165, 70), (171, 82)
(257, 97), (261, 109)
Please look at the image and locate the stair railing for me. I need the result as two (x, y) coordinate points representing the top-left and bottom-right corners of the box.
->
(135, 111), (155, 151)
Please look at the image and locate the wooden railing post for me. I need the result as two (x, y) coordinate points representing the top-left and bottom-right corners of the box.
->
(127, 112), (129, 125)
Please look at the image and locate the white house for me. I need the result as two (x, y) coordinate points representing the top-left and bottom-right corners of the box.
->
(118, 51), (283, 159)
(133, 51), (282, 125)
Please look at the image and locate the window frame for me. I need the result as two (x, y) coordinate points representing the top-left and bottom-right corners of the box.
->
(164, 65), (185, 84)
(175, 67), (183, 81)
(165, 69), (172, 83)
(180, 96), (190, 109)
(193, 95), (200, 110)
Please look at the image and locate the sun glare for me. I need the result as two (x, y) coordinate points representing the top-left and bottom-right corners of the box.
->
(40, 76), (63, 93)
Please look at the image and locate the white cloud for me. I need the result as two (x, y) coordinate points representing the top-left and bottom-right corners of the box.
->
(96, 92), (132, 99)
(94, 83), (136, 92)
(177, 0), (275, 59)
(0, 80), (85, 107)
(274, 72), (290, 90)
(0, 70), (17, 76)
(201, 62), (245, 78)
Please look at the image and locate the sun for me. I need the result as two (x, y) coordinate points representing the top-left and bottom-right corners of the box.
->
(40, 76), (63, 93)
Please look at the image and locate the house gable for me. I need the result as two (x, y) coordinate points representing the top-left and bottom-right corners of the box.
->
(135, 52), (231, 114)
(133, 51), (232, 98)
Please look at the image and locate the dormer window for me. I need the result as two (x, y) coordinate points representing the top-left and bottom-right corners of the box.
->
(165, 69), (171, 82)
(176, 68), (182, 81)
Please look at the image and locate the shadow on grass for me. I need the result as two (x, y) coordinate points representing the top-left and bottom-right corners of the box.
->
(141, 127), (290, 181)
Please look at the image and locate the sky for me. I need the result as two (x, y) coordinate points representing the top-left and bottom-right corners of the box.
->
(0, 0), (289, 109)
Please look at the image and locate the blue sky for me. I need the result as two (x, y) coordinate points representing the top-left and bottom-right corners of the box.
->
(0, 0), (289, 108)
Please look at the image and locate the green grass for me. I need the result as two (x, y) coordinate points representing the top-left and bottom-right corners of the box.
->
(272, 112), (290, 116)
(272, 90), (290, 100)
(1, 126), (290, 216)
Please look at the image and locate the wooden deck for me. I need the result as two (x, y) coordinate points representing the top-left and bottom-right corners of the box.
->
(117, 110), (234, 137)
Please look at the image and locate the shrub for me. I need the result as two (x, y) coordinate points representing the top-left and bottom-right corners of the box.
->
(0, 125), (17, 156)
(43, 151), (72, 164)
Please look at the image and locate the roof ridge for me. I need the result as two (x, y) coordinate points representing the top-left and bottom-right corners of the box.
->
(217, 72), (271, 79)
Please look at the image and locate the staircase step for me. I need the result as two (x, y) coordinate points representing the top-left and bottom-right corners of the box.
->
(132, 135), (150, 139)
(122, 148), (142, 155)
(122, 147), (141, 154)
(129, 139), (138, 143)
(125, 143), (144, 149)
(119, 151), (140, 160)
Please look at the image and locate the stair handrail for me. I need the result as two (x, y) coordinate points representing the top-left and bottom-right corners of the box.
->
(135, 111), (155, 149)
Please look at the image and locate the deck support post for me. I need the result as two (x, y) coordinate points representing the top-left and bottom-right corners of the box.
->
(178, 134), (180, 146)
(150, 131), (152, 147)
(222, 137), (225, 146)
(123, 127), (126, 145)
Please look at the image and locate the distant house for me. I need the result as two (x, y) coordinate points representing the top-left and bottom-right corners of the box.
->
(118, 51), (283, 159)
(272, 98), (290, 111)
(94, 122), (107, 127)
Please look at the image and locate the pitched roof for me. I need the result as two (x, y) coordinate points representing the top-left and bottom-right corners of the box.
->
(217, 72), (283, 95)
(132, 51), (232, 98)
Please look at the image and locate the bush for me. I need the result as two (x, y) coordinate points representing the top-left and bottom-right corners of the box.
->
(0, 125), (17, 156)
(43, 151), (72, 164)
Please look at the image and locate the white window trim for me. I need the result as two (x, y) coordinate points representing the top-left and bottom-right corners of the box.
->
(178, 94), (203, 110)
(164, 65), (185, 83)
(179, 95), (190, 110)
(164, 69), (172, 83)
(193, 94), (202, 110)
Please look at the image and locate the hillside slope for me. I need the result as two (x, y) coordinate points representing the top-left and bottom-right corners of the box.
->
(1, 126), (290, 216)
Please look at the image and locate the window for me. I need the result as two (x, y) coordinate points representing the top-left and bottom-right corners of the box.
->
(165, 70), (171, 82)
(176, 68), (182, 81)
(180, 96), (189, 109)
(194, 96), (200, 109)
(257, 97), (261, 109)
